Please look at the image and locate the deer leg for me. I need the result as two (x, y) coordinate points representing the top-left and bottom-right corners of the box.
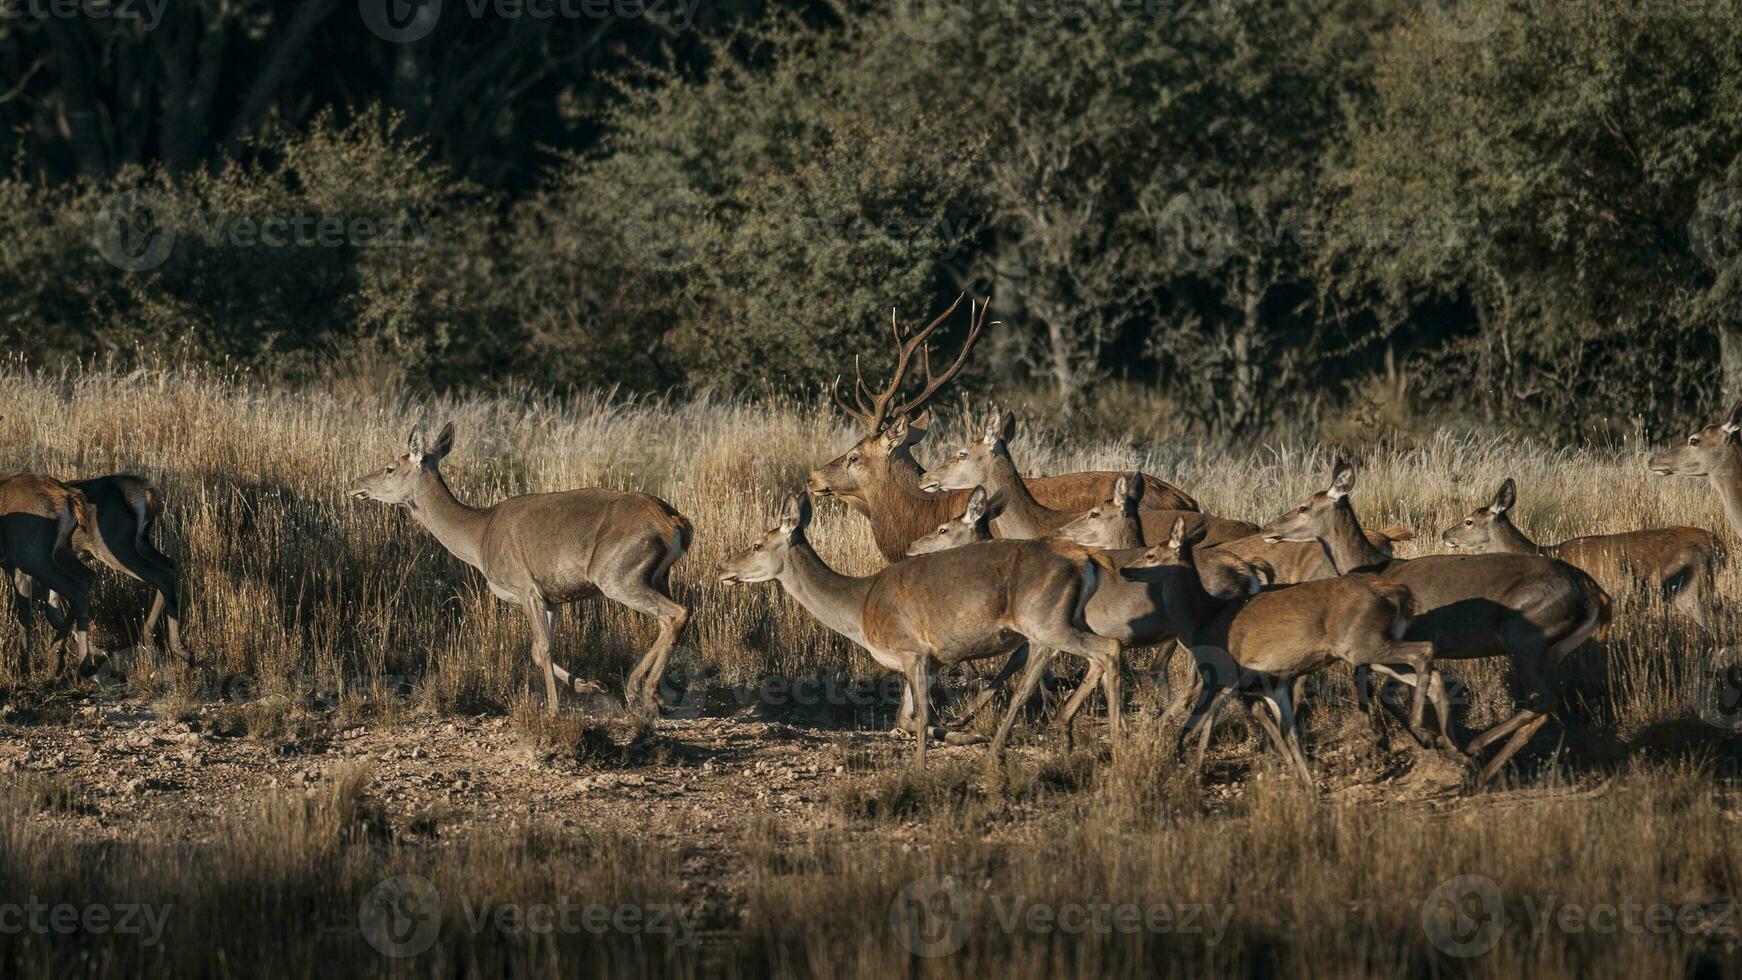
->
(9, 574), (35, 680)
(1177, 682), (1234, 775)
(1150, 642), (1177, 714)
(1474, 712), (1552, 787)
(950, 646), (1029, 729)
(1051, 663), (1101, 750)
(988, 646), (1056, 757)
(1253, 681), (1313, 789)
(1040, 629), (1123, 751)
(905, 657), (931, 771)
(523, 595), (561, 716)
(606, 579), (689, 712)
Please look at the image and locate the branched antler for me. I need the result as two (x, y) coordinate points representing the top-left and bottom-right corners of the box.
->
(831, 294), (994, 434)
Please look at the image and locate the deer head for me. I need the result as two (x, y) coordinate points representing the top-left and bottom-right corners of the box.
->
(1261, 456), (1358, 544)
(904, 486), (1002, 556)
(918, 409), (1016, 493)
(1649, 397), (1742, 478)
(1056, 473), (1145, 549)
(348, 421), (456, 506)
(1441, 477), (1517, 550)
(717, 494), (813, 583)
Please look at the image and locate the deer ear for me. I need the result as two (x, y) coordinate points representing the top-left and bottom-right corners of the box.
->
(1493, 478), (1516, 513)
(1725, 397), (1742, 434)
(906, 409), (933, 443)
(407, 427), (425, 462)
(1124, 472), (1145, 507)
(1167, 516), (1188, 551)
(1328, 456), (1356, 499)
(882, 415), (911, 451)
(963, 485), (989, 523)
(779, 493), (812, 536)
(996, 410), (1016, 444)
(428, 421), (456, 463)
(981, 486), (1008, 521)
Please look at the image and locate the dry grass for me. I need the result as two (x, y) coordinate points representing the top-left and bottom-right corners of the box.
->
(2, 362), (1742, 978)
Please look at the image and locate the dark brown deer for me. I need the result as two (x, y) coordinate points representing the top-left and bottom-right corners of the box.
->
(1443, 477), (1721, 623)
(63, 475), (188, 663)
(0, 474), (96, 678)
(805, 296), (1199, 561)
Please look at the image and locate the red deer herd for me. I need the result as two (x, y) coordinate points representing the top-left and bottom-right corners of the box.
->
(3, 298), (1739, 790)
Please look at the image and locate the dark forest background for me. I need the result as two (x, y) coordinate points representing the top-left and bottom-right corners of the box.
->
(3, 0), (1741, 440)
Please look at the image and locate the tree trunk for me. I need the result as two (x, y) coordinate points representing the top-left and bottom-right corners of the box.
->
(986, 233), (1026, 387)
(1721, 320), (1742, 397)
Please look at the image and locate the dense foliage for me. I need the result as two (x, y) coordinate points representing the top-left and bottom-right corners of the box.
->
(2, 0), (1739, 439)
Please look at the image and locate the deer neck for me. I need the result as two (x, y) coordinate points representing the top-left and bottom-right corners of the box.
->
(1105, 516), (1145, 550)
(1489, 516), (1546, 556)
(407, 471), (491, 571)
(984, 456), (1065, 539)
(1163, 550), (1229, 644)
(776, 541), (876, 650)
(1710, 445), (1742, 542)
(1319, 503), (1390, 575)
(863, 452), (956, 560)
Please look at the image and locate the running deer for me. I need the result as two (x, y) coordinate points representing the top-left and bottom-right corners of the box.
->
(1649, 397), (1742, 543)
(1442, 477), (1721, 622)
(0, 474), (96, 678)
(64, 475), (188, 663)
(920, 410), (1254, 547)
(1119, 517), (1444, 788)
(1259, 458), (1611, 786)
(806, 296), (1199, 561)
(904, 483), (1238, 752)
(347, 422), (692, 714)
(718, 494), (1122, 769)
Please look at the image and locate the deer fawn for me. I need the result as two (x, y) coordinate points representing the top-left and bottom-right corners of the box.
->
(348, 422), (692, 714)
(1443, 477), (1721, 623)
(921, 410), (1254, 547)
(1649, 397), (1742, 545)
(1120, 517), (1444, 789)
(806, 296), (1199, 561)
(1260, 458), (1611, 786)
(720, 493), (1122, 769)
(0, 475), (96, 678)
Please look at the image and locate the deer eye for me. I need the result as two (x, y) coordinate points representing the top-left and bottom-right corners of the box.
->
(752, 543), (763, 551)
(385, 466), (395, 474)
(1089, 509), (1101, 518)
(956, 451), (968, 460)
(1464, 518), (1473, 526)
(1690, 437), (1700, 446)
(1298, 505), (1309, 513)
(847, 453), (860, 464)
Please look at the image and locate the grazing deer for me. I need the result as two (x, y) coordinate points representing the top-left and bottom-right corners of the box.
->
(1649, 397), (1742, 543)
(806, 296), (1199, 561)
(1443, 477), (1721, 622)
(1260, 458), (1611, 786)
(1119, 517), (1444, 788)
(719, 494), (1122, 769)
(921, 410), (1255, 547)
(0, 475), (96, 678)
(347, 422), (692, 714)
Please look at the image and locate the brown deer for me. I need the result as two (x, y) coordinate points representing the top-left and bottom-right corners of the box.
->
(1260, 458), (1611, 786)
(921, 410), (1254, 547)
(719, 493), (1122, 769)
(1119, 516), (1445, 788)
(347, 422), (692, 714)
(1443, 477), (1721, 622)
(805, 296), (1199, 561)
(0, 474), (96, 678)
(61, 475), (188, 663)
(903, 483), (1255, 752)
(1649, 397), (1742, 543)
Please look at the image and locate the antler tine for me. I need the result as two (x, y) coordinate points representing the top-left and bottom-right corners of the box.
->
(888, 294), (992, 422)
